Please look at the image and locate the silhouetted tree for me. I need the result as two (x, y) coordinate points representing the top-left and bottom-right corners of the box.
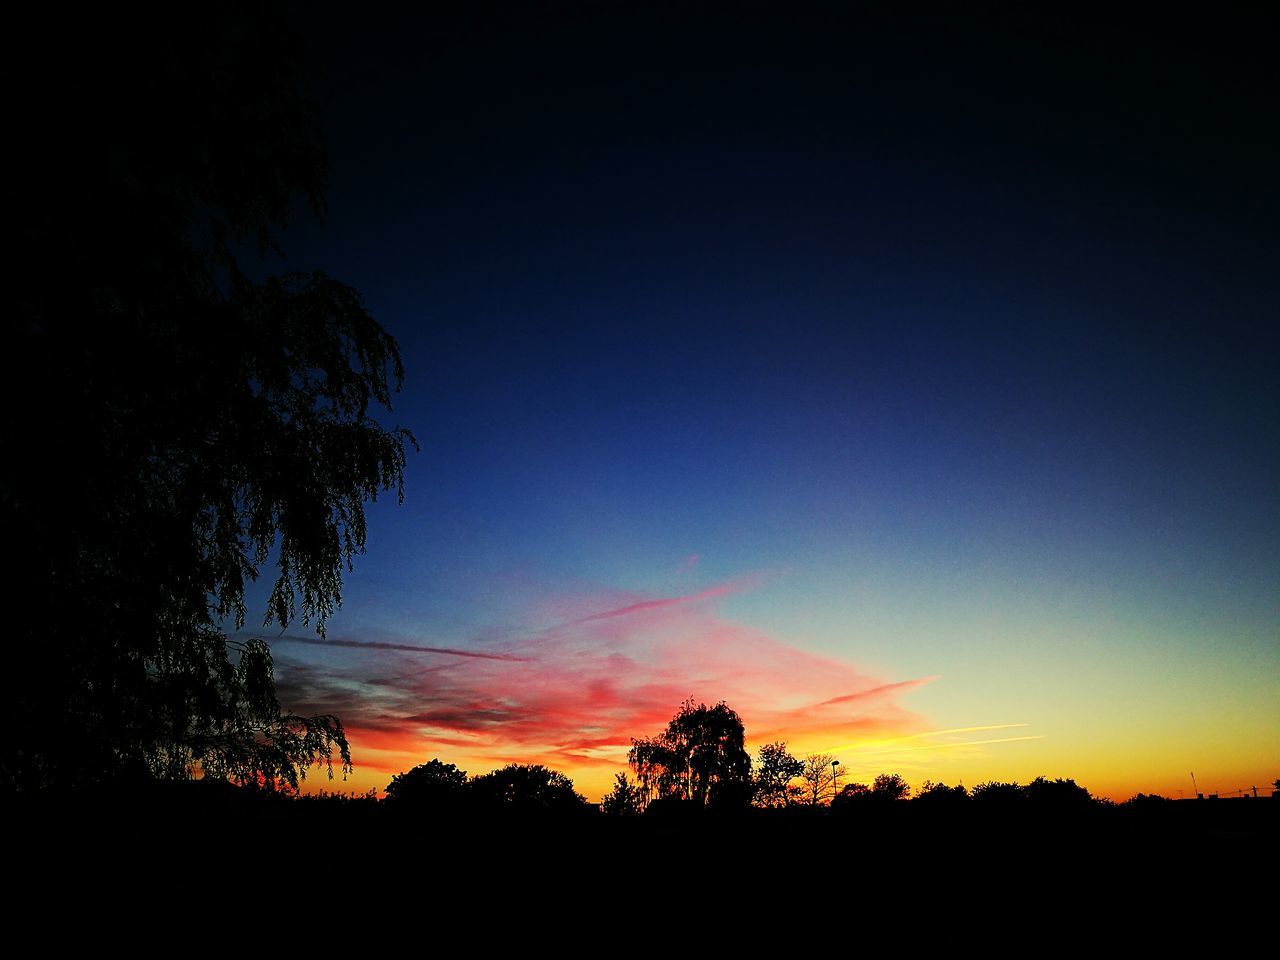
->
(467, 764), (591, 815)
(1022, 776), (1091, 808)
(753, 741), (804, 808)
(628, 699), (752, 808)
(5, 6), (414, 791)
(1121, 793), (1170, 808)
(629, 735), (683, 807)
(385, 760), (468, 809)
(601, 772), (643, 816)
(971, 781), (1025, 805)
(914, 780), (970, 804)
(798, 754), (845, 806)
(831, 781), (871, 810)
(830, 777), (918, 810)
(871, 772), (911, 802)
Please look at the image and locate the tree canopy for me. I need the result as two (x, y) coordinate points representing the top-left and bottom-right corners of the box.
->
(4, 6), (413, 791)
(832, 782), (871, 808)
(466, 764), (591, 815)
(629, 699), (752, 808)
(871, 773), (911, 801)
(971, 781), (1025, 805)
(798, 754), (845, 806)
(1021, 777), (1091, 808)
(601, 772), (643, 816)
(384, 760), (469, 809)
(915, 781), (970, 804)
(753, 741), (804, 808)
(832, 772), (909, 810)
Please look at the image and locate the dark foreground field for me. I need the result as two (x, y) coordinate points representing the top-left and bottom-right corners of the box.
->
(8, 785), (1274, 894)
(4, 792), (1272, 942)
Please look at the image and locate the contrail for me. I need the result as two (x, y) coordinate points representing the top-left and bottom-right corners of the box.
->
(867, 734), (1045, 754)
(569, 582), (742, 625)
(828, 724), (1032, 753)
(815, 678), (932, 707)
(273, 635), (529, 662)
(897, 723), (1031, 740)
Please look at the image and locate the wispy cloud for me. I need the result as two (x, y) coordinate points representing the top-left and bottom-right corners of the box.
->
(566, 591), (718, 625)
(815, 680), (934, 708)
(274, 578), (935, 795)
(273, 634), (529, 662)
(826, 723), (1043, 781)
(829, 723), (1032, 752)
(879, 734), (1044, 753)
(564, 576), (757, 626)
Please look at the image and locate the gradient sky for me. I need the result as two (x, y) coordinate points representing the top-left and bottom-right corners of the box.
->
(235, 4), (1277, 801)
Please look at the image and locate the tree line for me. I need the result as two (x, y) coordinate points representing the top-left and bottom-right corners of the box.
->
(376, 698), (1190, 817)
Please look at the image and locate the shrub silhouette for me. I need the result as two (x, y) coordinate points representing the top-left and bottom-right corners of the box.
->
(466, 764), (592, 815)
(914, 781), (970, 804)
(385, 760), (468, 811)
(1022, 776), (1091, 808)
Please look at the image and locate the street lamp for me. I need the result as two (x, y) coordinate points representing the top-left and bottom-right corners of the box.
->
(831, 760), (839, 805)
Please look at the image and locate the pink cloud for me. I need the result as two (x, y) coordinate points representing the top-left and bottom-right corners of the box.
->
(275, 579), (931, 796)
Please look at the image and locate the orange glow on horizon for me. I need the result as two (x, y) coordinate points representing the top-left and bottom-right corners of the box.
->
(284, 580), (1279, 805)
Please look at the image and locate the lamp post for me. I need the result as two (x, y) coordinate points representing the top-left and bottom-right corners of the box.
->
(831, 759), (839, 805)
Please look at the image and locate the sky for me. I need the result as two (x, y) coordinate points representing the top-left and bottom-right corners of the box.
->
(237, 3), (1277, 801)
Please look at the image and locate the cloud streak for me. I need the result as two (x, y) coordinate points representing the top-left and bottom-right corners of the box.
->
(273, 634), (529, 662)
(274, 579), (935, 796)
(566, 580), (747, 626)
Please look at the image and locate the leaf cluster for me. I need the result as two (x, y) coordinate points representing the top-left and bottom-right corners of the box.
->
(628, 699), (752, 808)
(3, 6), (410, 791)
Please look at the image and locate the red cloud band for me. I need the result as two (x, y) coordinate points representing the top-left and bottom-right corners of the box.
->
(274, 579), (931, 795)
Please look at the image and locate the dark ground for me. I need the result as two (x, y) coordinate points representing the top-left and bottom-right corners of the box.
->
(5, 789), (1270, 941)
(8, 784), (1273, 883)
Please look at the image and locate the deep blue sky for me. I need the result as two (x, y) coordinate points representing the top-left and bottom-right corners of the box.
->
(258, 4), (1277, 796)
